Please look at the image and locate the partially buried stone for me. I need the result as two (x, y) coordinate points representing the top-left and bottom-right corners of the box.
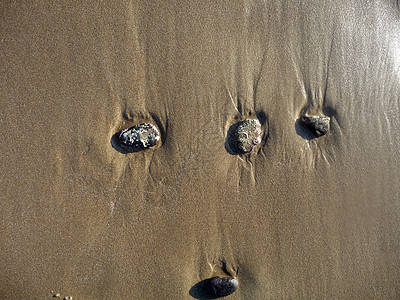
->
(300, 115), (330, 137)
(233, 119), (262, 153)
(205, 277), (239, 298)
(118, 123), (160, 150)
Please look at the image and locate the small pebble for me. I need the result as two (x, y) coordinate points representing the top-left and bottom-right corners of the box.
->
(205, 276), (239, 298)
(118, 123), (160, 150)
(300, 115), (330, 137)
(233, 119), (262, 153)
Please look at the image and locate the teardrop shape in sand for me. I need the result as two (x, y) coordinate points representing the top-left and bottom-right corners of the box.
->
(204, 276), (239, 298)
(118, 123), (160, 151)
(232, 119), (262, 153)
(300, 115), (330, 137)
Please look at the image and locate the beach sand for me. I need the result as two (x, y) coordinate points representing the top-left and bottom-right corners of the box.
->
(1, 1), (399, 299)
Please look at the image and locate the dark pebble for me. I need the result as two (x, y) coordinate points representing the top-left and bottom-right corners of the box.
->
(205, 277), (238, 298)
(233, 119), (262, 153)
(118, 123), (160, 150)
(300, 115), (330, 137)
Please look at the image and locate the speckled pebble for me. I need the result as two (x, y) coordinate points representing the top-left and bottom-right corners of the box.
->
(233, 119), (262, 153)
(118, 123), (160, 150)
(300, 115), (330, 137)
(205, 277), (238, 298)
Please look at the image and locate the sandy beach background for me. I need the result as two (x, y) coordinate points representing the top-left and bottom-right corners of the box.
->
(1, 1), (399, 299)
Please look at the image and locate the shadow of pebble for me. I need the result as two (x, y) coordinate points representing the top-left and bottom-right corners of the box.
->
(190, 279), (220, 299)
(295, 118), (318, 140)
(225, 122), (242, 155)
(189, 279), (212, 299)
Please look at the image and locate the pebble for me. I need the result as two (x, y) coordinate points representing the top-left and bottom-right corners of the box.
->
(205, 276), (239, 298)
(233, 119), (262, 153)
(118, 123), (160, 150)
(300, 115), (330, 137)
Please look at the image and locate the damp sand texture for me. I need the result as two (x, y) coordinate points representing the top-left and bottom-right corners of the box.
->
(1, 1), (400, 299)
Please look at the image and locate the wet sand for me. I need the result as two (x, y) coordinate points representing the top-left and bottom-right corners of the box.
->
(1, 1), (399, 299)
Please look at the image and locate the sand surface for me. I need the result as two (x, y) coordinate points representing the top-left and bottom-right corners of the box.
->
(1, 1), (400, 299)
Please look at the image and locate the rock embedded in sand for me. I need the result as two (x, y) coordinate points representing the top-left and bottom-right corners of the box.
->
(233, 119), (262, 153)
(205, 276), (239, 298)
(300, 115), (330, 137)
(118, 123), (160, 150)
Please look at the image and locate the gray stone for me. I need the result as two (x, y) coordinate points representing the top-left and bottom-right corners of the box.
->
(118, 123), (160, 150)
(300, 115), (330, 137)
(205, 277), (239, 298)
(233, 119), (262, 153)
